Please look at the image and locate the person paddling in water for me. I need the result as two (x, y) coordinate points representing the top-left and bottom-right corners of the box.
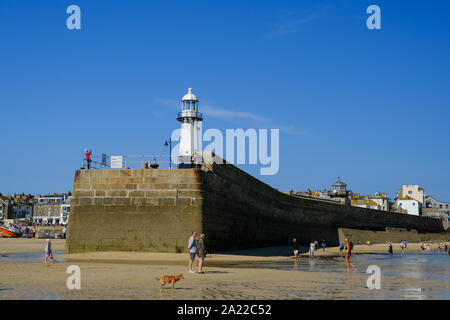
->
(345, 238), (355, 272)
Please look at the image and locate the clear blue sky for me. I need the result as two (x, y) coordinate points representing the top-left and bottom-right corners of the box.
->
(1, 0), (449, 201)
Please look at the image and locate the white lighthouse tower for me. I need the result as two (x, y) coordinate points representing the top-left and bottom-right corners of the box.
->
(177, 88), (203, 167)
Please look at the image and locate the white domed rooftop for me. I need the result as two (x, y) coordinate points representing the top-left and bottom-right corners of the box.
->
(182, 88), (198, 101)
(332, 177), (347, 190)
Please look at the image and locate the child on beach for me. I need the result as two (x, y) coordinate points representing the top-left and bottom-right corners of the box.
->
(44, 239), (54, 263)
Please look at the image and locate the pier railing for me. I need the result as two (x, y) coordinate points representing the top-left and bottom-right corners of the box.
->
(82, 155), (176, 170)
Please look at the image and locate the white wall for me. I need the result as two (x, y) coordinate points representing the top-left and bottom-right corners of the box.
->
(398, 200), (420, 216)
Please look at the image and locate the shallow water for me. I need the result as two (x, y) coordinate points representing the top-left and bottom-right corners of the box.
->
(1, 252), (448, 300)
(0, 251), (65, 262)
(213, 253), (450, 299)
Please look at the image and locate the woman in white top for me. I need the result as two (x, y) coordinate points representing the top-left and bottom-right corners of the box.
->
(309, 241), (315, 256)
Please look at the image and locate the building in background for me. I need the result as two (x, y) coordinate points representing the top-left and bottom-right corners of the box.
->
(393, 185), (425, 215)
(0, 195), (9, 223)
(396, 185), (425, 204)
(351, 192), (390, 211)
(423, 195), (450, 229)
(292, 189), (332, 200)
(425, 195), (450, 212)
(396, 196), (421, 216)
(0, 193), (34, 223)
(287, 177), (352, 205)
(33, 192), (71, 225)
(350, 199), (381, 210)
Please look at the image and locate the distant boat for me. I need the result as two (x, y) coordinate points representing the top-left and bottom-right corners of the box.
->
(0, 224), (22, 238)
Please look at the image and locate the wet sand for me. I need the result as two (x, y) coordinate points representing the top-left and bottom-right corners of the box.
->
(0, 238), (66, 254)
(0, 239), (448, 300)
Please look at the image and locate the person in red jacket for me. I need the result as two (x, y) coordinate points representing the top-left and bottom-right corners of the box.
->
(85, 149), (92, 169)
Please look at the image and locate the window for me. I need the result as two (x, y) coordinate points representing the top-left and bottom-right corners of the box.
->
(446, 205), (449, 209)
(412, 202), (416, 206)
(408, 191), (412, 195)
(439, 204), (443, 209)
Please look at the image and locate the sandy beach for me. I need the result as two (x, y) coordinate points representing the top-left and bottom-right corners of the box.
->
(0, 238), (449, 300)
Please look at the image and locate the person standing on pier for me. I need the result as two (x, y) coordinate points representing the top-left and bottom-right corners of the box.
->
(85, 149), (92, 169)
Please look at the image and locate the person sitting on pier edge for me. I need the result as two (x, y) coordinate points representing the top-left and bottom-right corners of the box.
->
(149, 158), (159, 169)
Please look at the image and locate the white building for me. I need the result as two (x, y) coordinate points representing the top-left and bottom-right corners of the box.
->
(397, 197), (421, 216)
(0, 198), (6, 221)
(33, 193), (71, 225)
(177, 88), (203, 167)
(397, 185), (425, 204)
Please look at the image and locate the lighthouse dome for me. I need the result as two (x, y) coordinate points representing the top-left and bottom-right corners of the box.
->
(182, 88), (198, 101)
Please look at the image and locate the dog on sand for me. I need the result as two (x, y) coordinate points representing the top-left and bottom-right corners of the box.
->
(155, 274), (184, 291)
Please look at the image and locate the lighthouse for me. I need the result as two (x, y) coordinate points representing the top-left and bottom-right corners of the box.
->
(177, 88), (203, 168)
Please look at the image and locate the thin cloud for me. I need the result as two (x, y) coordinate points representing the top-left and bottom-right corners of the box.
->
(202, 105), (269, 122)
(154, 98), (178, 108)
(269, 15), (318, 37)
(154, 98), (317, 138)
(276, 125), (318, 138)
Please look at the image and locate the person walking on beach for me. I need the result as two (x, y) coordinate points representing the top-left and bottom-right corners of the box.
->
(437, 241), (441, 253)
(345, 238), (355, 272)
(85, 149), (92, 169)
(44, 239), (54, 264)
(293, 238), (299, 262)
(187, 231), (198, 273)
(400, 240), (405, 253)
(321, 240), (327, 252)
(309, 241), (315, 257)
(197, 234), (207, 273)
(62, 227), (67, 239)
(388, 242), (393, 255)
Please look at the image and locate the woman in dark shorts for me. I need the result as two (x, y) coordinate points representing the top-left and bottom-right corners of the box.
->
(197, 234), (207, 274)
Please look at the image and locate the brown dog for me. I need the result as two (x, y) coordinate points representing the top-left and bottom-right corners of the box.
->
(155, 274), (184, 291)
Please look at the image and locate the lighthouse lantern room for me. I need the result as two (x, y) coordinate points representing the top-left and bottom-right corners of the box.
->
(177, 88), (203, 167)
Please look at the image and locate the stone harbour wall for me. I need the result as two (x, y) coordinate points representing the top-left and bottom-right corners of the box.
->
(66, 153), (445, 253)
